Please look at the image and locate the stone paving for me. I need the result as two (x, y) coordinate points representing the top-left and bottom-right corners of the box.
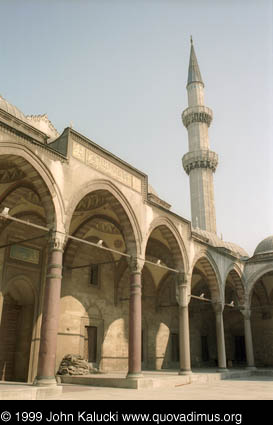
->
(0, 369), (273, 400)
(48, 375), (273, 400)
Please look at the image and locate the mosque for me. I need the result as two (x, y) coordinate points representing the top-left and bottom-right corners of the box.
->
(0, 40), (272, 386)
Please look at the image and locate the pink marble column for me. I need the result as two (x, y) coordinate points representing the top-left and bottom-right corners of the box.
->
(213, 301), (228, 371)
(35, 232), (65, 386)
(177, 272), (192, 375)
(127, 256), (143, 378)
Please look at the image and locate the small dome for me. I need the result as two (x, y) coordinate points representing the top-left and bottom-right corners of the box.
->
(0, 94), (29, 123)
(254, 236), (273, 256)
(0, 95), (59, 140)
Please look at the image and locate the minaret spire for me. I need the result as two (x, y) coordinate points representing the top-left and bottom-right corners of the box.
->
(182, 39), (218, 233)
(187, 37), (204, 87)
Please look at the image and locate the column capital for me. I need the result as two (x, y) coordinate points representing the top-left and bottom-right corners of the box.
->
(212, 300), (224, 314)
(240, 307), (252, 320)
(176, 271), (191, 286)
(176, 275), (190, 307)
(176, 271), (186, 286)
(127, 256), (144, 274)
(48, 231), (66, 252)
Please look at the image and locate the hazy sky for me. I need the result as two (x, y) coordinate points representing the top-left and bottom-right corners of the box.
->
(0, 0), (272, 255)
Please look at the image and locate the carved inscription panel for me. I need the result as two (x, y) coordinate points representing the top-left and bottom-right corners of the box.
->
(10, 244), (40, 264)
(72, 141), (142, 193)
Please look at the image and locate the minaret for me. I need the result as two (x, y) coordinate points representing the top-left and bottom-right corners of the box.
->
(182, 37), (218, 233)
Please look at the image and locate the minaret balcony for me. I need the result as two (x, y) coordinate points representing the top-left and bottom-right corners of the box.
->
(182, 149), (218, 175)
(182, 105), (213, 128)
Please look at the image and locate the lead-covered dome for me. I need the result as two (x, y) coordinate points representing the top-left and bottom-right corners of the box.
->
(0, 94), (59, 141)
(254, 236), (273, 256)
(0, 94), (29, 123)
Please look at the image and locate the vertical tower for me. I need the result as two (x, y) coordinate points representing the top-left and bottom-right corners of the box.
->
(182, 37), (218, 233)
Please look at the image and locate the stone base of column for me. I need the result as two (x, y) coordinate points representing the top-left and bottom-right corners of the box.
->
(126, 372), (143, 379)
(179, 369), (192, 376)
(34, 376), (58, 386)
(217, 368), (228, 373)
(246, 366), (256, 370)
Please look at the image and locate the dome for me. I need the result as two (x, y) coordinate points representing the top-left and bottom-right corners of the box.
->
(254, 235), (273, 256)
(192, 228), (249, 257)
(0, 95), (59, 140)
(0, 94), (29, 123)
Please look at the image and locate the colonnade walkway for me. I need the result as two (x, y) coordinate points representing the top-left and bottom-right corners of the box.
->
(0, 368), (272, 400)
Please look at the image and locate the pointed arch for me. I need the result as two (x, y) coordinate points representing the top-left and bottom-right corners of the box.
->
(0, 143), (65, 231)
(190, 250), (222, 301)
(247, 264), (273, 305)
(224, 263), (246, 306)
(145, 216), (189, 272)
(65, 179), (142, 256)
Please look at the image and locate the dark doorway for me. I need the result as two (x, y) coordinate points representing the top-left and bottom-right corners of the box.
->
(171, 333), (179, 362)
(234, 335), (246, 363)
(0, 301), (21, 381)
(201, 335), (209, 362)
(85, 326), (97, 363)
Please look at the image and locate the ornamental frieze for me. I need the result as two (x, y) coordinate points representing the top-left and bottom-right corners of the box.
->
(182, 106), (213, 128)
(25, 191), (41, 206)
(90, 219), (120, 235)
(75, 193), (108, 211)
(183, 158), (217, 174)
(72, 139), (142, 193)
(182, 150), (218, 175)
(0, 166), (25, 183)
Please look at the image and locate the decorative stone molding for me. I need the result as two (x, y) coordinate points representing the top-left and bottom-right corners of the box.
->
(147, 193), (171, 210)
(0, 165), (25, 183)
(176, 271), (186, 285)
(0, 124), (67, 162)
(75, 193), (108, 212)
(26, 114), (59, 140)
(176, 272), (191, 307)
(212, 301), (224, 314)
(48, 231), (66, 251)
(182, 149), (218, 174)
(127, 255), (144, 274)
(71, 136), (142, 194)
(182, 106), (213, 128)
(240, 308), (251, 320)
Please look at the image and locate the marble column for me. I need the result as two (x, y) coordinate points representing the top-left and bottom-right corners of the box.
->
(213, 301), (227, 371)
(35, 231), (65, 386)
(127, 256), (144, 378)
(0, 292), (3, 325)
(241, 308), (256, 369)
(177, 272), (192, 375)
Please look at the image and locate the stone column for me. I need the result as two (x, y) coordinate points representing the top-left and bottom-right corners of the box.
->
(35, 231), (65, 386)
(177, 272), (192, 375)
(127, 256), (144, 378)
(213, 301), (227, 371)
(241, 309), (256, 370)
(0, 292), (3, 325)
